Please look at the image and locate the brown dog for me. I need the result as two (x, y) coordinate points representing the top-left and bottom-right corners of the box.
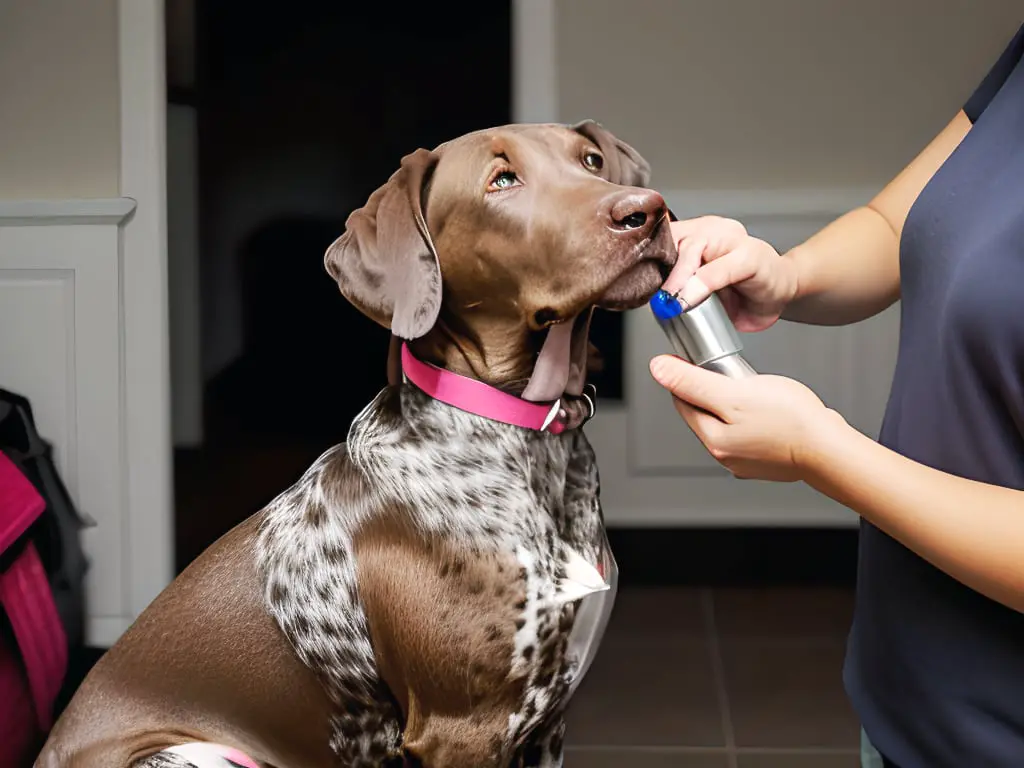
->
(36, 120), (676, 767)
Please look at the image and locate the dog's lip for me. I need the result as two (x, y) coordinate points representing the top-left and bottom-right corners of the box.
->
(531, 315), (573, 332)
(597, 221), (678, 310)
(637, 215), (676, 266)
(599, 260), (664, 304)
(530, 217), (676, 322)
(632, 220), (678, 283)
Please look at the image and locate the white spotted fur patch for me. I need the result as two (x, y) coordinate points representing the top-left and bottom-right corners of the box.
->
(136, 742), (259, 768)
(254, 384), (614, 766)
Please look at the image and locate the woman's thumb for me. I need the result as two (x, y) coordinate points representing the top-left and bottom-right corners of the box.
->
(650, 355), (730, 415)
(649, 355), (681, 389)
(650, 355), (703, 399)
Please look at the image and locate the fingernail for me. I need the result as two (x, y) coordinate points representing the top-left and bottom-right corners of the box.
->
(660, 268), (689, 296)
(680, 275), (710, 308)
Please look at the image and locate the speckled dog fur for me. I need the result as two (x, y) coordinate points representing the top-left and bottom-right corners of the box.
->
(255, 381), (611, 766)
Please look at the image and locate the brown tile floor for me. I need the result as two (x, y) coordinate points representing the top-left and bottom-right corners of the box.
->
(564, 586), (860, 767)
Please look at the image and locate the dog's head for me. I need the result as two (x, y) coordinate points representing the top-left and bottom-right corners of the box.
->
(326, 120), (676, 403)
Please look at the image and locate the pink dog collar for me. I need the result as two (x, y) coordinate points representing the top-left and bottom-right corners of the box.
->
(401, 342), (569, 435)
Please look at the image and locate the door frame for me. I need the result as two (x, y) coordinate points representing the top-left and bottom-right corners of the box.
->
(118, 0), (175, 615)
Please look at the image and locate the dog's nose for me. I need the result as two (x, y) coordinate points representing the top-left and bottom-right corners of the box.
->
(610, 190), (667, 231)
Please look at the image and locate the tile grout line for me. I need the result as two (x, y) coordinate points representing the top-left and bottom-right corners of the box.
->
(702, 587), (738, 768)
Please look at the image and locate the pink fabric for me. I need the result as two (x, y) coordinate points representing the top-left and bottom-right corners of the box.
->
(0, 647), (39, 767)
(0, 451), (68, 734)
(219, 746), (262, 768)
(165, 743), (262, 768)
(1, 542), (68, 731)
(0, 451), (45, 553)
(401, 343), (565, 434)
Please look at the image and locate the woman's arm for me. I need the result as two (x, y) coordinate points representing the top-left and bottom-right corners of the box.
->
(803, 412), (1024, 613)
(781, 110), (973, 326)
(648, 357), (1024, 615)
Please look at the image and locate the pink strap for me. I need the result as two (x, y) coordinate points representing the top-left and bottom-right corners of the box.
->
(0, 542), (67, 732)
(0, 647), (37, 766)
(0, 453), (45, 553)
(0, 452), (67, 732)
(401, 343), (565, 434)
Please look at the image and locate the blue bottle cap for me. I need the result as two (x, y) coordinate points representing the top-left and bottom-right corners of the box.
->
(649, 289), (684, 321)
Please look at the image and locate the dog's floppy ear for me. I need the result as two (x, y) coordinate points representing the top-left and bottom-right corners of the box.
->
(570, 119), (652, 188)
(325, 148), (442, 340)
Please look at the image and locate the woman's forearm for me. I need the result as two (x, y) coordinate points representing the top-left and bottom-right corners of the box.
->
(780, 205), (902, 326)
(802, 413), (1024, 614)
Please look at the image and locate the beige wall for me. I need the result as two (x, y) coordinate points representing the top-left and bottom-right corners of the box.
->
(0, 0), (120, 200)
(556, 0), (1022, 190)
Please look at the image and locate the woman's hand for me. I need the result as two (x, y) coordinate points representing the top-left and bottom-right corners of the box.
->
(649, 353), (844, 482)
(663, 216), (800, 332)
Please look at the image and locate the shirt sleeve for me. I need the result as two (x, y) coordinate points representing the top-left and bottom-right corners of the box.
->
(964, 23), (1024, 123)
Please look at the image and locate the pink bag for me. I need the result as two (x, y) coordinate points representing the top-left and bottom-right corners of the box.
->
(0, 450), (68, 766)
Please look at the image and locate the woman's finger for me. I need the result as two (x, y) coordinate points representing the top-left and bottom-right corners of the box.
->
(679, 243), (760, 308)
(662, 238), (706, 295)
(669, 216), (746, 245)
(673, 398), (731, 459)
(667, 216), (718, 243)
(673, 397), (715, 432)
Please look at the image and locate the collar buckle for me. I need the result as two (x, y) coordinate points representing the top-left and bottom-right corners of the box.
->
(541, 398), (563, 432)
(580, 383), (598, 426)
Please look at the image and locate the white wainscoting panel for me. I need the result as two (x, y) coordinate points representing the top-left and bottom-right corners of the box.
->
(0, 199), (142, 646)
(588, 189), (900, 527)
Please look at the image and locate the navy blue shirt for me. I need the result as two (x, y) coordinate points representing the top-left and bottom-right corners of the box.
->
(844, 24), (1024, 767)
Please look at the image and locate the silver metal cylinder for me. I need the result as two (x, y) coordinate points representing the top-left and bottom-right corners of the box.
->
(702, 353), (758, 378)
(650, 290), (758, 379)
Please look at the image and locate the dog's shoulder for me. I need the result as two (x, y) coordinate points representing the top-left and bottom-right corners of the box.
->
(253, 434), (406, 761)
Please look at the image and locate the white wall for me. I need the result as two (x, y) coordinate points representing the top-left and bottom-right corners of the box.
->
(0, 0), (121, 199)
(0, 0), (174, 641)
(554, 0), (1022, 190)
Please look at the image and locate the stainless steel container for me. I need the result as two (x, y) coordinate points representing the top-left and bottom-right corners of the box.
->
(649, 289), (757, 378)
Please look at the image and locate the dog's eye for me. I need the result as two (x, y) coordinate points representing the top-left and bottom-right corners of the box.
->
(583, 152), (604, 172)
(488, 170), (520, 192)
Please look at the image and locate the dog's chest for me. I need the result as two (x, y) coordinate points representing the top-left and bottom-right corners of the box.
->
(257, 388), (617, 761)
(506, 523), (618, 744)
(563, 536), (618, 698)
(476, 430), (617, 743)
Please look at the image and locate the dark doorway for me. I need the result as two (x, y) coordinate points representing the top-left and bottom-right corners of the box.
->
(172, 2), (515, 569)
(170, 1), (626, 571)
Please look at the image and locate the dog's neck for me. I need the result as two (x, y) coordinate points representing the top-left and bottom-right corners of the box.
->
(402, 310), (593, 391)
(396, 342), (566, 434)
(390, 311), (597, 431)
